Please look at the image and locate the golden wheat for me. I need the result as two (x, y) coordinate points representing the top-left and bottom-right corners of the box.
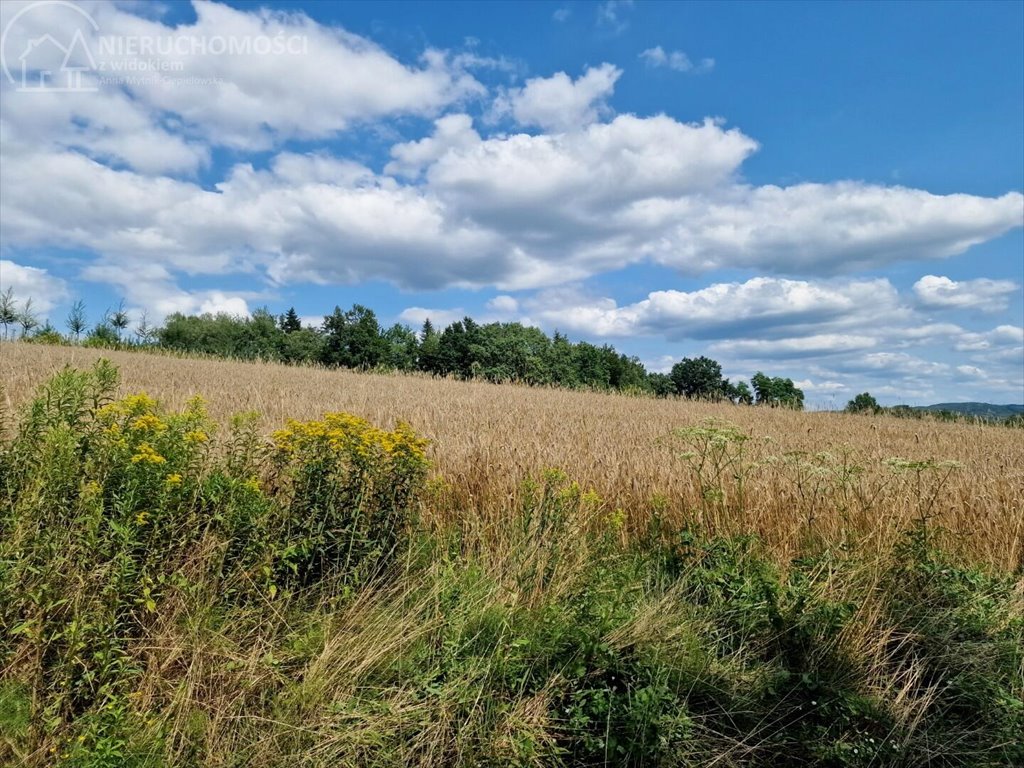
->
(2, 342), (1022, 570)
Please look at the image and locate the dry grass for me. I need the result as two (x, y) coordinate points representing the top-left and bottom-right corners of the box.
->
(3, 342), (1022, 570)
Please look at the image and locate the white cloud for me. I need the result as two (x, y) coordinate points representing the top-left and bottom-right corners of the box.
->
(399, 294), (532, 330)
(553, 8), (571, 22)
(711, 334), (879, 359)
(639, 46), (714, 73)
(4, 120), (1019, 308)
(1, 113), (761, 292)
(385, 113), (480, 178)
(643, 354), (677, 374)
(991, 325), (1024, 343)
(81, 262), (253, 321)
(955, 364), (987, 379)
(486, 294), (519, 314)
(0, 87), (210, 175)
(398, 306), (467, 329)
(913, 274), (1020, 311)
(491, 64), (621, 132)
(596, 1), (633, 34)
(844, 352), (950, 378)
(793, 378), (848, 393)
(114, 1), (485, 149)
(3, 118), (1020, 303)
(1, 0), (485, 155)
(431, 114), (755, 206)
(401, 118), (1018, 286)
(0, 260), (68, 313)
(625, 183), (1024, 275)
(0, 147), (502, 290)
(531, 277), (905, 340)
(953, 324), (1024, 351)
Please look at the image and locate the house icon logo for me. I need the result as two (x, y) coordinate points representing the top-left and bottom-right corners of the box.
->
(1, 1), (100, 93)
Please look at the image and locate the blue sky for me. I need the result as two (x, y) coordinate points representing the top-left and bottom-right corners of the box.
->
(1, 0), (1022, 405)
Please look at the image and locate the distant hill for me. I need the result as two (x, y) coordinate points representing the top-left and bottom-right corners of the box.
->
(912, 402), (1024, 421)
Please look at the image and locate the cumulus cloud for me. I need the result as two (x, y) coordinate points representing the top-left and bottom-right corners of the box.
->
(491, 64), (621, 132)
(399, 293), (527, 330)
(116, 1), (485, 149)
(396, 117), (1018, 285)
(639, 46), (714, 73)
(3, 123), (1019, 301)
(1, 0), (484, 156)
(710, 334), (879, 359)
(519, 277), (1020, 399)
(0, 88), (210, 175)
(530, 277), (906, 340)
(913, 274), (1020, 311)
(429, 115), (755, 208)
(1, 114), (763, 292)
(486, 295), (519, 314)
(398, 306), (467, 329)
(953, 324), (1024, 351)
(385, 114), (480, 178)
(80, 262), (253, 321)
(0, 260), (68, 313)
(625, 183), (1024, 275)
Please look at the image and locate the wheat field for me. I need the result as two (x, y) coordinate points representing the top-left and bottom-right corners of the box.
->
(3, 341), (1024, 766)
(4, 342), (1022, 571)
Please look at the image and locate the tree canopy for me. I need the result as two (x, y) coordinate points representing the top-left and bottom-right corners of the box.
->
(751, 372), (805, 409)
(846, 392), (880, 414)
(10, 289), (813, 410)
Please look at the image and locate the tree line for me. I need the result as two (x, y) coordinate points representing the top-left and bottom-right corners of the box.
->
(844, 390), (1023, 426)
(2, 288), (805, 408)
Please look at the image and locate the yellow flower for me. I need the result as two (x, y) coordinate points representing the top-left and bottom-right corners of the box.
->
(165, 473), (183, 488)
(184, 394), (207, 416)
(184, 430), (209, 444)
(121, 393), (158, 414)
(607, 508), (626, 530)
(131, 443), (166, 465)
(135, 510), (150, 525)
(96, 403), (122, 420)
(271, 427), (295, 452)
(273, 413), (428, 472)
(130, 413), (167, 432)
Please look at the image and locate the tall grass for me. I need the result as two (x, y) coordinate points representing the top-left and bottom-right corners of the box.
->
(0, 350), (1022, 766)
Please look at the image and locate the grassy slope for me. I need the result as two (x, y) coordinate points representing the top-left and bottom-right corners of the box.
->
(0, 344), (1022, 767)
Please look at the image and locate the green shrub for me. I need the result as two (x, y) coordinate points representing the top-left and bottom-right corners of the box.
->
(0, 361), (430, 763)
(269, 413), (430, 588)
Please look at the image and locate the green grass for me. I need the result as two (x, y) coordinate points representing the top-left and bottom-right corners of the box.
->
(1, 361), (1021, 766)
